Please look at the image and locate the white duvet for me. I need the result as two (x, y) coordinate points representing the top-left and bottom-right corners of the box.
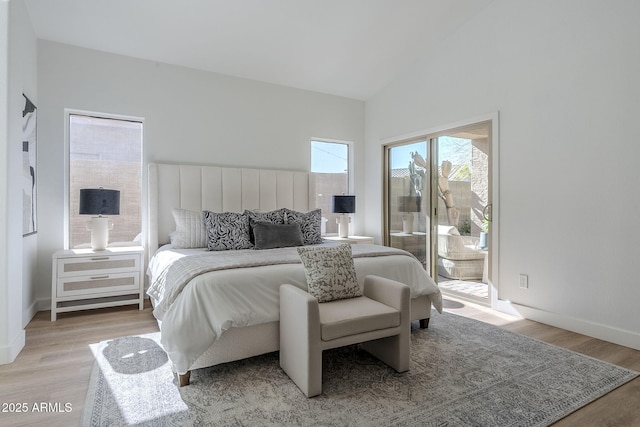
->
(147, 243), (442, 373)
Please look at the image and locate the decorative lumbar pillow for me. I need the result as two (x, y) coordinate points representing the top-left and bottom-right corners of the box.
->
(297, 243), (361, 303)
(244, 209), (286, 243)
(252, 221), (304, 250)
(202, 211), (253, 251)
(284, 208), (323, 245)
(170, 208), (207, 248)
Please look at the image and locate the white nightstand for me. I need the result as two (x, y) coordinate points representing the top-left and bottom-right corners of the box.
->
(324, 235), (375, 245)
(51, 246), (145, 321)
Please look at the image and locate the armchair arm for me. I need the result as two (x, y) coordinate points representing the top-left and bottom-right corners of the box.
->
(361, 276), (411, 372)
(363, 275), (410, 313)
(279, 284), (322, 348)
(279, 284), (322, 397)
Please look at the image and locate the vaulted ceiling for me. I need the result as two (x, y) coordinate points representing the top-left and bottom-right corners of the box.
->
(24, 0), (493, 100)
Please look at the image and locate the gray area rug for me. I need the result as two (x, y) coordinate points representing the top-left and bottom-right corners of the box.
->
(82, 312), (637, 426)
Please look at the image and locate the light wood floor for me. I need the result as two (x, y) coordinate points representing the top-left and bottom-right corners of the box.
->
(1, 298), (638, 427)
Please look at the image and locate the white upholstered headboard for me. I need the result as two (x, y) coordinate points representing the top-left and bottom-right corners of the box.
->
(147, 163), (313, 256)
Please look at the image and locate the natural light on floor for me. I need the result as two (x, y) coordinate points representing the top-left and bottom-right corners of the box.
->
(88, 332), (187, 424)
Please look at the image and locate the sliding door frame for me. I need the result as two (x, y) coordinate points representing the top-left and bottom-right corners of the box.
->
(383, 136), (432, 275)
(382, 112), (510, 311)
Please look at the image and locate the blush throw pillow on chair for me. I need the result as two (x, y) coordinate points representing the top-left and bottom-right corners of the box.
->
(297, 243), (361, 302)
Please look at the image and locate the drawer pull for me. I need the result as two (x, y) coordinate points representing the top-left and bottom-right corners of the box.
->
(91, 257), (110, 261)
(90, 275), (110, 280)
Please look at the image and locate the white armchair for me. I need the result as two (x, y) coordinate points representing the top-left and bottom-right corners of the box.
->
(279, 275), (410, 397)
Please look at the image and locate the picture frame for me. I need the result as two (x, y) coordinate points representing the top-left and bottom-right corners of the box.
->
(22, 94), (37, 236)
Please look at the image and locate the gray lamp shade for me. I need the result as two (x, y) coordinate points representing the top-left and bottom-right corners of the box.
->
(398, 196), (421, 213)
(79, 188), (120, 216)
(332, 195), (356, 214)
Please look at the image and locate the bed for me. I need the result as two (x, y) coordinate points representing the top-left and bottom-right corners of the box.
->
(146, 162), (442, 385)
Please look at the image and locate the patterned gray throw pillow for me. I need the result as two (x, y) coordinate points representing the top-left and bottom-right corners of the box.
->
(297, 244), (361, 303)
(284, 208), (323, 245)
(244, 208), (286, 225)
(203, 211), (253, 251)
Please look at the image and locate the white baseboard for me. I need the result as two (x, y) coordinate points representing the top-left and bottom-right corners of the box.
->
(0, 329), (25, 365)
(23, 299), (42, 327)
(510, 302), (640, 351)
(37, 297), (51, 313)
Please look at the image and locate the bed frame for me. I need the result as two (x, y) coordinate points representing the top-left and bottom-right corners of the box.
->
(147, 162), (431, 386)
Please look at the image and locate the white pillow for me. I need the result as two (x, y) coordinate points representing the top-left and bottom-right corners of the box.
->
(169, 208), (207, 248)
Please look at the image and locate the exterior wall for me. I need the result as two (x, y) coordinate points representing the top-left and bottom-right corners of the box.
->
(69, 161), (141, 247)
(471, 138), (489, 235)
(312, 172), (348, 236)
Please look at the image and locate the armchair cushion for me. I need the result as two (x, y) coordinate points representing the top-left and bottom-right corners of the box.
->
(319, 296), (399, 341)
(297, 244), (360, 303)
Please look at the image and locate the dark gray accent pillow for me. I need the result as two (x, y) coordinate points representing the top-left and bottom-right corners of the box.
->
(252, 221), (304, 250)
(203, 211), (253, 251)
(283, 208), (323, 245)
(244, 209), (286, 243)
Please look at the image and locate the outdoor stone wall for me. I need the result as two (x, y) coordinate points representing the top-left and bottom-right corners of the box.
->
(471, 138), (489, 235)
(437, 181), (472, 233)
(311, 172), (348, 235)
(69, 160), (141, 248)
(390, 177), (475, 236)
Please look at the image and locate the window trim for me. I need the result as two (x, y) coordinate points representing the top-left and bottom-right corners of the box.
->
(64, 109), (145, 249)
(310, 137), (354, 194)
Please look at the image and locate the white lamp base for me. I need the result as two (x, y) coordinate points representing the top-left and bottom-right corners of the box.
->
(402, 213), (414, 234)
(336, 215), (351, 238)
(88, 217), (113, 250)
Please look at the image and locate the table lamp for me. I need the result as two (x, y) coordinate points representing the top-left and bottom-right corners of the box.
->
(79, 188), (120, 250)
(398, 196), (421, 234)
(332, 195), (355, 238)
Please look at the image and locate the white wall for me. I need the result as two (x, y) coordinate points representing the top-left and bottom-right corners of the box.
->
(365, 0), (640, 348)
(14, 0), (38, 327)
(34, 41), (365, 308)
(0, 0), (37, 364)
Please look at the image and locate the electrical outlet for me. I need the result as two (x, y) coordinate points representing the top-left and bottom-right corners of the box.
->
(519, 274), (529, 289)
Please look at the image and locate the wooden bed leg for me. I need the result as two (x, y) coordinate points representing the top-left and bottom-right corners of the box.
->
(178, 371), (191, 387)
(419, 318), (430, 329)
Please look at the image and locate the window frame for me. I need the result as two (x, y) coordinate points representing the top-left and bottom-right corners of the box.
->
(64, 109), (145, 249)
(310, 138), (355, 236)
(310, 138), (354, 193)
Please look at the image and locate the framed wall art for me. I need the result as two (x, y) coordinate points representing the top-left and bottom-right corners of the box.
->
(22, 94), (37, 236)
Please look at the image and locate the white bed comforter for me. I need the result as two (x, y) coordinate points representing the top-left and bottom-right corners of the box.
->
(147, 243), (442, 373)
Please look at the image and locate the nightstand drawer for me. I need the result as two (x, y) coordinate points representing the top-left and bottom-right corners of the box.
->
(57, 253), (141, 278)
(51, 246), (145, 320)
(57, 272), (140, 298)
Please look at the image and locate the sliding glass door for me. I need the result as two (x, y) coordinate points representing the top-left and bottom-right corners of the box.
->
(435, 124), (491, 302)
(384, 139), (431, 271)
(384, 120), (493, 304)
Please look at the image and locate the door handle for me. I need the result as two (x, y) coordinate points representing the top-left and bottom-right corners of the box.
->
(483, 204), (492, 222)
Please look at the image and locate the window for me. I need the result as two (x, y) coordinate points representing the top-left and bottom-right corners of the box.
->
(310, 139), (352, 235)
(67, 113), (143, 248)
